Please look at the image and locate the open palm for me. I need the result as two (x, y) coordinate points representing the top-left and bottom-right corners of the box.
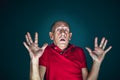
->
(23, 32), (48, 60)
(86, 37), (112, 63)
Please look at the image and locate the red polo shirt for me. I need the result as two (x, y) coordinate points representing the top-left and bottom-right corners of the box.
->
(39, 43), (87, 80)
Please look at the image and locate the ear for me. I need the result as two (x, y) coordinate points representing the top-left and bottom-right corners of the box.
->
(49, 32), (53, 40)
(69, 32), (72, 40)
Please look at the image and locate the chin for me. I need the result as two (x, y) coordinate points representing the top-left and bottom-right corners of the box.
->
(58, 43), (68, 48)
(59, 46), (67, 50)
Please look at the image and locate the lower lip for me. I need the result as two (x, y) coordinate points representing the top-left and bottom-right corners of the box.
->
(59, 41), (66, 43)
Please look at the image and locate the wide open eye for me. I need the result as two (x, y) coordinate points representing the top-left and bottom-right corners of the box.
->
(55, 27), (61, 32)
(64, 29), (69, 33)
(56, 28), (61, 32)
(64, 28), (69, 33)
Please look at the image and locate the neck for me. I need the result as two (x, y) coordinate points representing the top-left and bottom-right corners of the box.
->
(58, 44), (69, 51)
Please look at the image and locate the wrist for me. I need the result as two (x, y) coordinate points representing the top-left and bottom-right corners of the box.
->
(31, 58), (39, 64)
(93, 60), (101, 66)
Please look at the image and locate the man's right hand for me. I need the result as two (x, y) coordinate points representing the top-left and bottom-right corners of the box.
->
(23, 32), (48, 61)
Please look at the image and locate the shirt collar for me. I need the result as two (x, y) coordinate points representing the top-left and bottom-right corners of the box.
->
(50, 43), (74, 54)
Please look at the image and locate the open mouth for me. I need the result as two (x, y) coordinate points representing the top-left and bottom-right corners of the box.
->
(60, 39), (66, 41)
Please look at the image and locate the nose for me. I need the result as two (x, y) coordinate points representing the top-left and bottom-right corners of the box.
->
(60, 29), (65, 36)
(61, 32), (65, 36)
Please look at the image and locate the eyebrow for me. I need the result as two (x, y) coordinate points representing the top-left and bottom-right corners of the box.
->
(51, 25), (71, 32)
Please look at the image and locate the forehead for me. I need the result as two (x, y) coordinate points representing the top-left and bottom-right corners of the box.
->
(52, 21), (70, 31)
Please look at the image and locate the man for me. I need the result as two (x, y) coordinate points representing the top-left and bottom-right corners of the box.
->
(23, 21), (112, 80)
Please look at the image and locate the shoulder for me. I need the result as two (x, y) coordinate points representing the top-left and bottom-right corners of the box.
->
(44, 44), (52, 50)
(43, 43), (55, 54)
(71, 44), (84, 52)
(70, 44), (85, 56)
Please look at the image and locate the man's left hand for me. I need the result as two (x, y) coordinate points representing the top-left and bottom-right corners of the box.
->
(86, 37), (112, 63)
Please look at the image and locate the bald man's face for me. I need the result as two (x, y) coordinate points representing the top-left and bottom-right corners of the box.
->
(49, 21), (72, 50)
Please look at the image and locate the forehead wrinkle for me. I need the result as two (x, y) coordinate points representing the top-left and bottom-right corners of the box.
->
(52, 22), (70, 32)
(56, 26), (69, 29)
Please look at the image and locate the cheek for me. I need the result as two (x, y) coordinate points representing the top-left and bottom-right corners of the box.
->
(55, 32), (60, 37)
(66, 34), (70, 38)
(54, 33), (59, 39)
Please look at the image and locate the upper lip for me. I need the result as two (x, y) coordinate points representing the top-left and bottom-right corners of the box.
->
(59, 38), (66, 41)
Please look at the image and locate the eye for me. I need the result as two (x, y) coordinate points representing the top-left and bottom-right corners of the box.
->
(64, 29), (69, 33)
(55, 28), (61, 32)
(56, 28), (60, 31)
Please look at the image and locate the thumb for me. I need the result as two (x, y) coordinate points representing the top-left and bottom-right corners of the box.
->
(85, 47), (92, 56)
(42, 43), (48, 50)
(86, 47), (98, 61)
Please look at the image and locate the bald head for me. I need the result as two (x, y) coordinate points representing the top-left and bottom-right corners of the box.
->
(51, 21), (71, 32)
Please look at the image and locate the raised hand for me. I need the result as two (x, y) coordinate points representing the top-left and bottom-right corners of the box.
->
(23, 32), (48, 60)
(86, 37), (112, 63)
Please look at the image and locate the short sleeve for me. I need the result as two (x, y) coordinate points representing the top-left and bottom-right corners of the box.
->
(39, 47), (48, 67)
(78, 48), (87, 68)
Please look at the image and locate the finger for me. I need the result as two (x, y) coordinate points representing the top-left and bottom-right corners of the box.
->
(104, 46), (112, 54)
(102, 40), (108, 49)
(34, 32), (38, 44)
(23, 42), (30, 51)
(42, 43), (48, 50)
(85, 47), (92, 56)
(27, 32), (33, 43)
(25, 35), (30, 45)
(23, 42), (33, 58)
(23, 42), (33, 57)
(95, 37), (98, 47)
(99, 37), (105, 48)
